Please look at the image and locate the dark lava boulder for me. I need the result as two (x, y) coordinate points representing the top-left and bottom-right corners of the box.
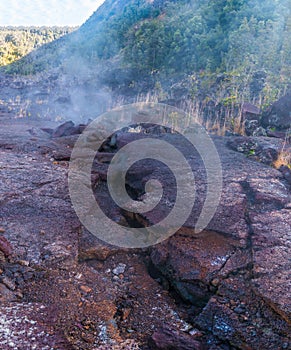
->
(261, 93), (291, 130)
(52, 121), (76, 138)
(242, 102), (261, 122)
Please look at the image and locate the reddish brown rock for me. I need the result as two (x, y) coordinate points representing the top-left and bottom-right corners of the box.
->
(105, 130), (290, 349)
(150, 230), (239, 306)
(195, 276), (291, 350)
(251, 209), (291, 322)
(149, 326), (204, 350)
(0, 236), (13, 257)
(78, 228), (124, 261)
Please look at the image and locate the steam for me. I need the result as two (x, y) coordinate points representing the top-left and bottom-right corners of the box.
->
(1, 48), (113, 123)
(0, 0), (290, 124)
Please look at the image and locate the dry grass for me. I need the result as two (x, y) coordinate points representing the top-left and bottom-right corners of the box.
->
(273, 151), (291, 169)
(273, 132), (291, 169)
(181, 99), (245, 136)
(273, 149), (291, 169)
(111, 94), (247, 137)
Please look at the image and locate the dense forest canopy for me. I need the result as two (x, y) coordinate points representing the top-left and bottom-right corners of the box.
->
(0, 26), (77, 67)
(72, 0), (291, 72)
(1, 0), (290, 107)
(82, 0), (290, 105)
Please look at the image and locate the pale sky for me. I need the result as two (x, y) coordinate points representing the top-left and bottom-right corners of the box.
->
(0, 0), (105, 26)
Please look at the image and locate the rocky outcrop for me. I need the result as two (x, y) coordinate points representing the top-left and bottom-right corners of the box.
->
(226, 136), (289, 166)
(261, 93), (291, 131)
(92, 127), (291, 349)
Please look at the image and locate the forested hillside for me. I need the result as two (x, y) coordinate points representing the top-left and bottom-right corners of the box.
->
(1, 0), (290, 117)
(4, 0), (290, 108)
(0, 26), (77, 67)
(84, 0), (290, 106)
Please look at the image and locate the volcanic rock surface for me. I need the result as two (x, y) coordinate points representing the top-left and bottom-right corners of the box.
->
(0, 109), (290, 349)
(93, 124), (291, 349)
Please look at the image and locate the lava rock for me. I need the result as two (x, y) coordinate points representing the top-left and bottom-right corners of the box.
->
(279, 165), (291, 186)
(0, 236), (13, 257)
(226, 136), (282, 165)
(149, 326), (203, 350)
(52, 121), (76, 138)
(261, 93), (291, 130)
